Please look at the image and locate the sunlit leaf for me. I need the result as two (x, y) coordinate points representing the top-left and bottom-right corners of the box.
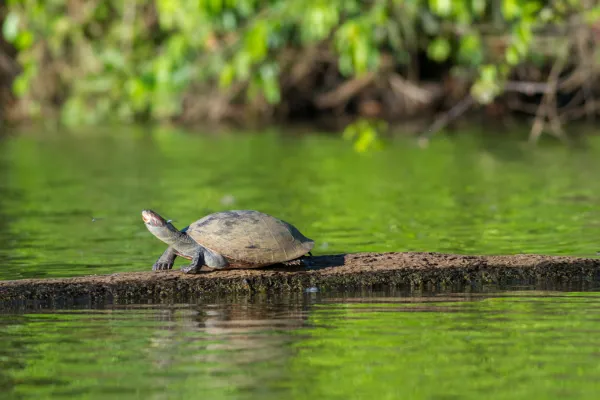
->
(301, 5), (339, 42)
(234, 51), (252, 80)
(338, 53), (354, 76)
(261, 78), (280, 104)
(353, 38), (370, 73)
(2, 11), (20, 42)
(14, 31), (34, 50)
(471, 66), (501, 104)
(429, 0), (452, 17)
(505, 46), (520, 66)
(343, 119), (385, 152)
(12, 74), (29, 97)
(126, 78), (150, 110)
(246, 22), (269, 61)
(219, 64), (236, 88)
(583, 7), (600, 23)
(457, 34), (482, 65)
(427, 38), (451, 62)
(502, 0), (521, 20)
(471, 0), (486, 17)
(222, 11), (237, 31)
(480, 65), (497, 82)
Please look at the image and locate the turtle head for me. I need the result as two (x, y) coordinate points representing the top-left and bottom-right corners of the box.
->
(142, 210), (181, 245)
(142, 209), (168, 227)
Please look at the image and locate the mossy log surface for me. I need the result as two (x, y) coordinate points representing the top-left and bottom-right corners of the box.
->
(2, 252), (600, 307)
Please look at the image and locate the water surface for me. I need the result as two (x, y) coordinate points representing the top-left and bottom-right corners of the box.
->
(0, 127), (599, 280)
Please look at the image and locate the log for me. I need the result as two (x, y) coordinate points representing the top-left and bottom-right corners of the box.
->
(1, 252), (600, 308)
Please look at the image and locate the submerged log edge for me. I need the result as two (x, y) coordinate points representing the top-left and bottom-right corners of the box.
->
(2, 252), (600, 306)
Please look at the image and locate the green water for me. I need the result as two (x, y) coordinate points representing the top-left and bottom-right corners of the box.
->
(3, 292), (600, 399)
(0, 128), (599, 280)
(2, 127), (600, 399)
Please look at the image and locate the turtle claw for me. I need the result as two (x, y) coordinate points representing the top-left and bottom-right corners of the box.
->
(180, 265), (200, 274)
(152, 262), (173, 271)
(282, 257), (312, 268)
(180, 252), (205, 274)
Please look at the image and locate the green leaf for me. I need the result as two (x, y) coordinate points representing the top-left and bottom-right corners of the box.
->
(522, 2), (543, 16)
(15, 31), (34, 50)
(222, 11), (237, 31)
(427, 38), (451, 62)
(219, 64), (236, 88)
(101, 49), (127, 70)
(61, 97), (88, 126)
(261, 78), (280, 104)
(429, 0), (452, 17)
(421, 13), (440, 35)
(247, 77), (261, 100)
(246, 22), (269, 61)
(2, 12), (19, 42)
(353, 38), (370, 73)
(156, 0), (178, 28)
(583, 7), (600, 24)
(302, 5), (339, 42)
(502, 0), (521, 20)
(343, 119), (385, 152)
(480, 65), (497, 82)
(342, 124), (357, 140)
(354, 129), (383, 153)
(505, 46), (520, 65)
(259, 63), (280, 104)
(457, 34), (483, 66)
(471, 0), (486, 17)
(126, 78), (150, 110)
(338, 53), (354, 76)
(472, 65), (501, 104)
(516, 21), (532, 43)
(12, 74), (29, 97)
(234, 51), (252, 80)
(370, 4), (388, 24)
(207, 0), (224, 13)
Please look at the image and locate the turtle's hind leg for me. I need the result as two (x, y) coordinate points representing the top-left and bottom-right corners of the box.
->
(282, 255), (312, 268)
(180, 247), (229, 274)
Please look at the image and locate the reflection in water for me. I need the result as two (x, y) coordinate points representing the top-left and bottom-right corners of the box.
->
(145, 295), (309, 390)
(2, 291), (600, 399)
(1, 293), (311, 398)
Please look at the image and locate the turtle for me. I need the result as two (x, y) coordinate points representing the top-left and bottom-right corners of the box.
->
(141, 209), (314, 273)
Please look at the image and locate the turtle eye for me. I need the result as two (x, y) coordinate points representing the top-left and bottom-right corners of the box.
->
(150, 217), (164, 226)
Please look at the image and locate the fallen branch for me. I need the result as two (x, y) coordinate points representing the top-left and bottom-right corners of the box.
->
(2, 252), (600, 307)
(419, 95), (475, 146)
(529, 53), (568, 143)
(314, 72), (375, 109)
(388, 74), (437, 104)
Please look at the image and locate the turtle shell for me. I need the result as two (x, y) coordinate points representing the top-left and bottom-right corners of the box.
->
(186, 210), (314, 267)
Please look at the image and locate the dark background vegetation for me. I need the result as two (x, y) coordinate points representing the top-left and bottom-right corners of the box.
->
(0, 0), (599, 143)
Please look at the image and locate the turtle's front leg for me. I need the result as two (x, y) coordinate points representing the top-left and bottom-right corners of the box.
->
(153, 246), (177, 271)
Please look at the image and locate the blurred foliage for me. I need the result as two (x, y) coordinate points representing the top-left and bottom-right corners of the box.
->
(1, 0), (599, 128)
(342, 118), (386, 152)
